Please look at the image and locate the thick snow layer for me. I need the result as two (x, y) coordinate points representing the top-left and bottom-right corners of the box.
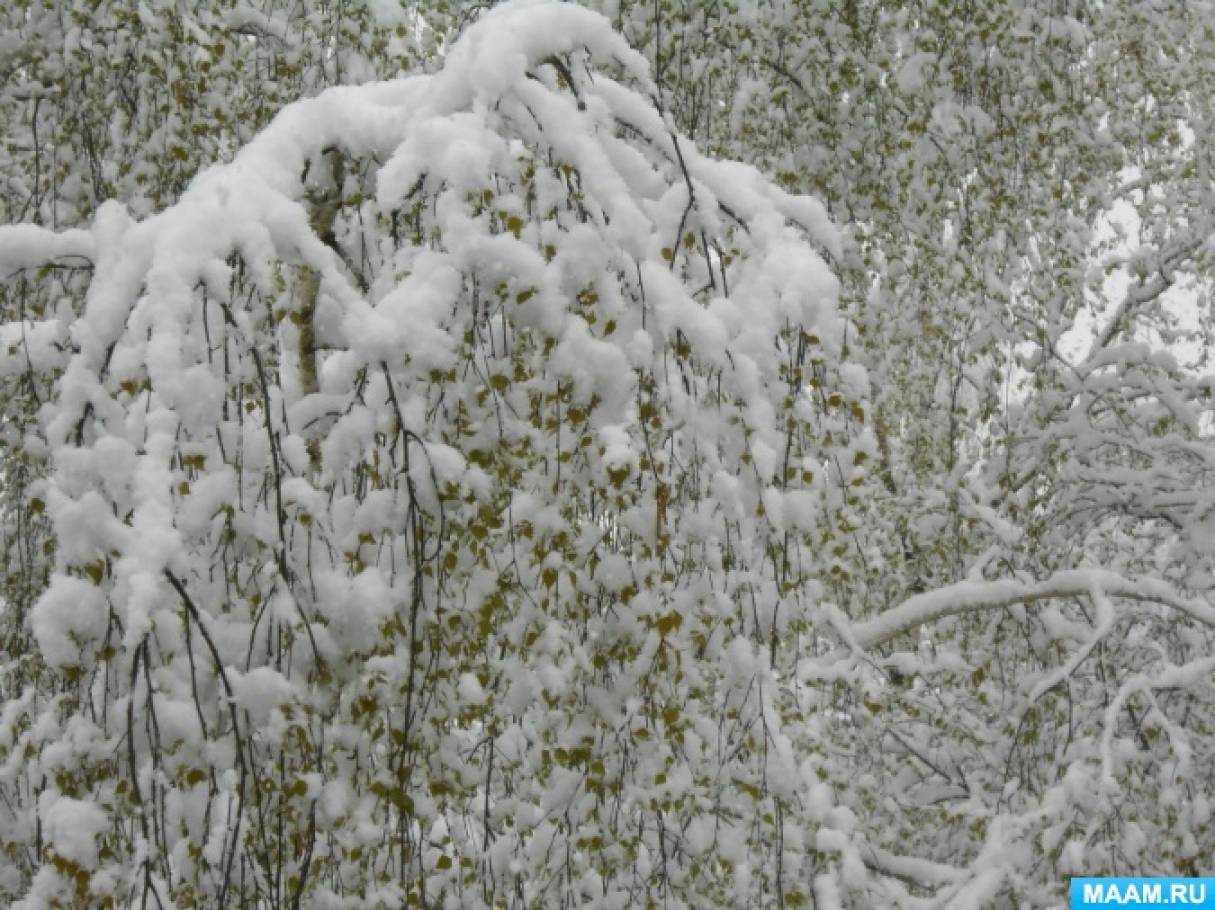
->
(39, 792), (108, 867)
(0, 225), (95, 272)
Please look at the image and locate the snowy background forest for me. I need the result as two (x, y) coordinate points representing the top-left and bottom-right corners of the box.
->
(1, 0), (1213, 906)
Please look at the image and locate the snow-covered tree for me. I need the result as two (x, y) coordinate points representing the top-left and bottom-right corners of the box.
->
(0, 2), (867, 905)
(587, 0), (1215, 902)
(3, 1), (1215, 907)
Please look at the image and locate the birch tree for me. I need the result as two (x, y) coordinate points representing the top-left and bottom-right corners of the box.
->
(3, 1), (1215, 907)
(0, 2), (863, 905)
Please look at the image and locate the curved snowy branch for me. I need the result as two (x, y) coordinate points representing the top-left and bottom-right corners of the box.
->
(852, 569), (1215, 650)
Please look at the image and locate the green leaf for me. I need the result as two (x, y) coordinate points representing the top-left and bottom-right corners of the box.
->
(655, 611), (682, 636)
(84, 561), (105, 586)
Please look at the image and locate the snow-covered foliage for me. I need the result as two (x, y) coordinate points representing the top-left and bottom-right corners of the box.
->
(0, 2), (868, 905)
(0, 1), (445, 831)
(590, 0), (1215, 903)
(3, 0), (1215, 907)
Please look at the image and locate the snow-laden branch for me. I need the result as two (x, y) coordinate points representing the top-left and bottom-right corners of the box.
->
(863, 845), (963, 889)
(1085, 234), (1205, 364)
(0, 224), (95, 274)
(852, 568), (1215, 650)
(1099, 652), (1215, 792)
(1026, 581), (1115, 703)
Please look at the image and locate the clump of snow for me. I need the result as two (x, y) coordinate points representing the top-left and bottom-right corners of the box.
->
(457, 673), (487, 705)
(39, 792), (108, 867)
(231, 667), (296, 724)
(31, 576), (107, 668)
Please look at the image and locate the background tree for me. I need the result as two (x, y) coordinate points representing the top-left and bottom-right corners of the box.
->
(591, 0), (1215, 900)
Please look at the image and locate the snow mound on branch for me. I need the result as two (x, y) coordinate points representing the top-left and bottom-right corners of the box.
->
(39, 792), (107, 867)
